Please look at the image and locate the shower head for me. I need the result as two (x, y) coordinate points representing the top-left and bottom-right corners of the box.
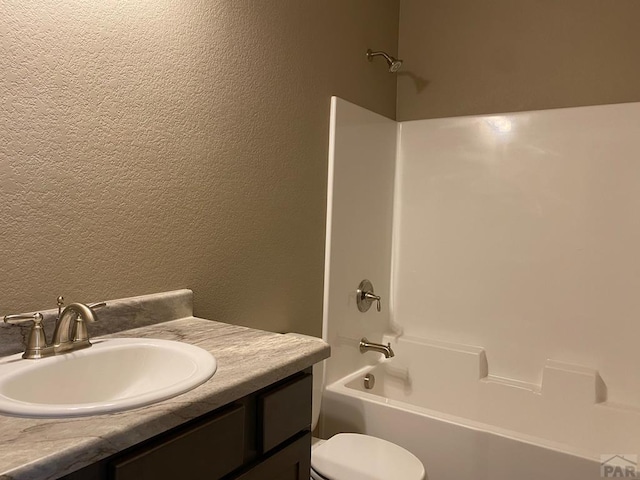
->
(388, 58), (403, 73)
(366, 49), (403, 73)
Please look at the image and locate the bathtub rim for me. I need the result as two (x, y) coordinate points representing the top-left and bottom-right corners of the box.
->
(323, 364), (603, 464)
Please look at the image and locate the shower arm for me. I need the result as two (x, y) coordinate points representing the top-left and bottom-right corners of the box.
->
(366, 50), (394, 64)
(366, 49), (403, 73)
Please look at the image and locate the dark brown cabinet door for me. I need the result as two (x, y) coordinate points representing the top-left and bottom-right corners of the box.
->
(231, 433), (311, 480)
(259, 374), (312, 453)
(58, 370), (313, 480)
(110, 405), (245, 480)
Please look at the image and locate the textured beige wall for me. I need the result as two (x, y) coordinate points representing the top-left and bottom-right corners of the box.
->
(397, 0), (640, 120)
(0, 0), (399, 335)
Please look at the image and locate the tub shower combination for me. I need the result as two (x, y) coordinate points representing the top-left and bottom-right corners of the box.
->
(322, 336), (616, 480)
(320, 97), (640, 480)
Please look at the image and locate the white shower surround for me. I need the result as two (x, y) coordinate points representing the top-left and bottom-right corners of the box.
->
(321, 97), (640, 479)
(394, 102), (640, 407)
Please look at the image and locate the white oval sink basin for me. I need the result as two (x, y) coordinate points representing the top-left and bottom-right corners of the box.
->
(0, 338), (217, 418)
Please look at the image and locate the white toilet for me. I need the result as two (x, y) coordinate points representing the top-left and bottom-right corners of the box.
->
(310, 433), (425, 480)
(288, 334), (425, 480)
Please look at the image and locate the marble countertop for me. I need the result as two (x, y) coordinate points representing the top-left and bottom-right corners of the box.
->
(0, 317), (330, 480)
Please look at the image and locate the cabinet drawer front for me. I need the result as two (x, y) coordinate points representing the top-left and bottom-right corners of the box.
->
(110, 404), (245, 480)
(259, 374), (312, 453)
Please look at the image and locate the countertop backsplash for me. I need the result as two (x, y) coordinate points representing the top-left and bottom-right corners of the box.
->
(0, 289), (193, 357)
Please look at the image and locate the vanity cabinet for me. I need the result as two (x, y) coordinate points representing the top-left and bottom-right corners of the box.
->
(62, 370), (312, 480)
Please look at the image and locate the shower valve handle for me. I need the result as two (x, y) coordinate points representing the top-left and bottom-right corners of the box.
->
(364, 292), (381, 312)
(356, 279), (381, 313)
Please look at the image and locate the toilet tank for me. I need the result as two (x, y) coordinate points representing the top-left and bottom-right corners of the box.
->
(286, 333), (324, 431)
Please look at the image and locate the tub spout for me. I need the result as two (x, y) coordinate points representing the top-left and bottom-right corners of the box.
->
(360, 338), (394, 358)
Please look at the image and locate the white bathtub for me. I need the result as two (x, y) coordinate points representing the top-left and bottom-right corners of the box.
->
(318, 335), (640, 480)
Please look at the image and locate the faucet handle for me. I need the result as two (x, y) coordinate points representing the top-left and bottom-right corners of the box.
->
(364, 292), (381, 312)
(4, 312), (44, 325)
(4, 313), (48, 359)
(356, 279), (382, 313)
(56, 295), (106, 319)
(72, 302), (106, 343)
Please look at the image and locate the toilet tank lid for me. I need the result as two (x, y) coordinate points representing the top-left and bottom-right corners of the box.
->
(311, 433), (425, 480)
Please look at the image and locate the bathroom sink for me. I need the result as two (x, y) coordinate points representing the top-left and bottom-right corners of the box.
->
(0, 338), (217, 418)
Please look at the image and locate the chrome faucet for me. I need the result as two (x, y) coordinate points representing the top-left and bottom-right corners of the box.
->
(359, 337), (395, 358)
(3, 296), (105, 359)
